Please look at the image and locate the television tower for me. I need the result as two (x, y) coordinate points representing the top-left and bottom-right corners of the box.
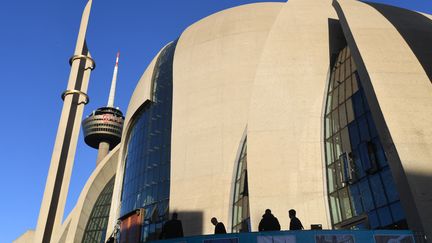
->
(82, 52), (124, 165)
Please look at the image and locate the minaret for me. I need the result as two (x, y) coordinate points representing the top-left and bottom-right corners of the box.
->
(82, 52), (124, 165)
(34, 1), (95, 243)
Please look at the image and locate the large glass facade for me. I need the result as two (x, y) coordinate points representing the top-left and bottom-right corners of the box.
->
(232, 138), (250, 233)
(120, 41), (177, 242)
(82, 176), (115, 243)
(324, 46), (407, 229)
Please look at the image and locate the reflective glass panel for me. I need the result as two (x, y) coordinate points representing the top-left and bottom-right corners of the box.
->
(82, 177), (115, 243)
(323, 45), (406, 229)
(120, 41), (177, 242)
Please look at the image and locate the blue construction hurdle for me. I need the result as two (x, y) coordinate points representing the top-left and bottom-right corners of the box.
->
(154, 230), (416, 243)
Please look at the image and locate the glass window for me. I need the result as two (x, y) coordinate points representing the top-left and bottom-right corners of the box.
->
(390, 201), (405, 222)
(352, 72), (360, 93)
(358, 116), (370, 142)
(359, 179), (374, 212)
(378, 206), (392, 227)
(339, 103), (348, 128)
(335, 159), (344, 189)
(349, 184), (364, 216)
(232, 138), (250, 233)
(341, 127), (351, 154)
(345, 59), (351, 80)
(345, 75), (353, 99)
(339, 188), (353, 220)
(368, 210), (379, 229)
(348, 122), (360, 148)
(352, 92), (364, 118)
(350, 56), (356, 72)
(370, 174), (387, 207)
(372, 138), (387, 168)
(120, 41), (177, 242)
(338, 81), (345, 104)
(329, 73), (335, 93)
(332, 110), (340, 133)
(334, 134), (342, 159)
(359, 142), (372, 172)
(328, 164), (337, 193)
(326, 92), (333, 115)
(330, 192), (342, 224)
(332, 88), (339, 111)
(333, 67), (340, 90)
(325, 115), (332, 139)
(82, 177), (116, 243)
(324, 45), (405, 230)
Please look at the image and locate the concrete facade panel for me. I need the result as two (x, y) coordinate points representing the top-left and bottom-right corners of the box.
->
(247, 0), (336, 230)
(170, 3), (283, 235)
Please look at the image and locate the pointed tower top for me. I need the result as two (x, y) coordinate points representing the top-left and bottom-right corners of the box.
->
(107, 51), (120, 107)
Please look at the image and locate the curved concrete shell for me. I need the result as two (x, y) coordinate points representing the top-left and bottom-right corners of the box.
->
(105, 0), (432, 238)
(247, 0), (337, 230)
(170, 2), (284, 235)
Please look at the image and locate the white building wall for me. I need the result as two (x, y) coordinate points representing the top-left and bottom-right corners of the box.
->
(170, 3), (283, 235)
(247, 0), (335, 231)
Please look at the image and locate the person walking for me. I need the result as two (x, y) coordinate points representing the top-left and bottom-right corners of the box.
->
(160, 212), (184, 239)
(289, 209), (304, 230)
(211, 217), (227, 234)
(258, 209), (281, 231)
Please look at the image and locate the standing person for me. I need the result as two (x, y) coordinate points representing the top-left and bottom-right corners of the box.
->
(258, 209), (281, 231)
(211, 217), (227, 234)
(289, 209), (304, 230)
(160, 212), (184, 239)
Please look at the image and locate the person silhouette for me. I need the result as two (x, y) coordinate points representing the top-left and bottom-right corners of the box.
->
(160, 212), (184, 239)
(211, 217), (227, 234)
(289, 209), (304, 230)
(258, 209), (281, 231)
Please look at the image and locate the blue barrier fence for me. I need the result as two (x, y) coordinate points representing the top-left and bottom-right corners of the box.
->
(153, 230), (417, 243)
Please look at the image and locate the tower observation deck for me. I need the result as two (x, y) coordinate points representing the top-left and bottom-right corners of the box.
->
(82, 52), (124, 164)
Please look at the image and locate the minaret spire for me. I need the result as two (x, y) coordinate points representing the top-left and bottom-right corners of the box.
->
(34, 1), (95, 242)
(107, 51), (120, 107)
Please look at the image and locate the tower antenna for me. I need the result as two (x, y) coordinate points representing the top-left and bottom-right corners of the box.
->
(107, 51), (120, 107)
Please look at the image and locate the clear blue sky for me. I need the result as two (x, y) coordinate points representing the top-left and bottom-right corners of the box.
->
(0, 0), (430, 242)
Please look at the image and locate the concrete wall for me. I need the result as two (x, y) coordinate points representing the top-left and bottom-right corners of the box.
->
(247, 0), (336, 231)
(170, 3), (283, 235)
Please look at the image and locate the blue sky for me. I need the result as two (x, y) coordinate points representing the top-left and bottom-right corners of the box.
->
(0, 0), (430, 242)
